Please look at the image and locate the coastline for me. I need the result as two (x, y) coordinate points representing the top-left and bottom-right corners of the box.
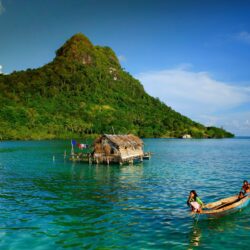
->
(0, 133), (235, 141)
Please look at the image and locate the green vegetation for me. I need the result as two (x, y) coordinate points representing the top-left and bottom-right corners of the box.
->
(0, 33), (234, 140)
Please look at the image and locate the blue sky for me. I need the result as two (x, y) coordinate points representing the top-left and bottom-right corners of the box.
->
(1, 0), (250, 135)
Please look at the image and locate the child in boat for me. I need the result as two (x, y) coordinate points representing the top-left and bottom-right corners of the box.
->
(238, 191), (245, 199)
(241, 180), (250, 194)
(187, 190), (204, 213)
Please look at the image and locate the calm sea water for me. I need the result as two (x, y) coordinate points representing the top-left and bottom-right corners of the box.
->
(0, 138), (250, 250)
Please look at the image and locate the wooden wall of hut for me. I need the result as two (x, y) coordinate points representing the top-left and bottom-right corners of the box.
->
(93, 134), (144, 164)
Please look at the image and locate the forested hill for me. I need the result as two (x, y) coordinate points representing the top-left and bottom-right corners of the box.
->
(0, 33), (234, 140)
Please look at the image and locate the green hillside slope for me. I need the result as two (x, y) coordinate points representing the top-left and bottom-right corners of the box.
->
(0, 33), (234, 140)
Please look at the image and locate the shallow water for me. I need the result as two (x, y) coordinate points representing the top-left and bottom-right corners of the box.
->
(0, 138), (249, 249)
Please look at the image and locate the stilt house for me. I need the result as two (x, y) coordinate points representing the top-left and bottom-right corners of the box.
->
(93, 134), (144, 164)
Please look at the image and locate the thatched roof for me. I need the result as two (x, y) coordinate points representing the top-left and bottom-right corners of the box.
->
(102, 134), (143, 147)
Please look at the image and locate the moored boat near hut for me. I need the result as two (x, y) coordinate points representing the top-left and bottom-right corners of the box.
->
(93, 134), (144, 164)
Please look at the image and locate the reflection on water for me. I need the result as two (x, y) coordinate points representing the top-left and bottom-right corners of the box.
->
(25, 162), (150, 249)
(188, 223), (202, 248)
(0, 139), (250, 249)
(188, 205), (250, 249)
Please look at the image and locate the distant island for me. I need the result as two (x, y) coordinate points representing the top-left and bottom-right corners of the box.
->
(0, 33), (234, 140)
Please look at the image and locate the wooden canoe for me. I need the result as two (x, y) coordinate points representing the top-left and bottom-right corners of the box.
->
(192, 195), (249, 220)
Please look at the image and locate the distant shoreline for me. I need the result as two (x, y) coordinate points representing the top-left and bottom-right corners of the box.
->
(0, 134), (239, 142)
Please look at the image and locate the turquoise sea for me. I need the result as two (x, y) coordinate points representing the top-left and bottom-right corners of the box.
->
(0, 138), (250, 249)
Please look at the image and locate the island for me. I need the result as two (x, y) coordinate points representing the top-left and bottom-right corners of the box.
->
(0, 33), (234, 140)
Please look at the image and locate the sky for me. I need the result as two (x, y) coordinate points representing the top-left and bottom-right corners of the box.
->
(1, 0), (250, 135)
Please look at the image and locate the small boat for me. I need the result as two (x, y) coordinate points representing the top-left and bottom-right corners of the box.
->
(192, 195), (249, 220)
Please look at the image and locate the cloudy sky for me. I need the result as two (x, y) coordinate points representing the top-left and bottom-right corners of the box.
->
(1, 0), (250, 135)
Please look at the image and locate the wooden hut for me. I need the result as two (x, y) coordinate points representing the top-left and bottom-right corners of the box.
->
(93, 134), (144, 164)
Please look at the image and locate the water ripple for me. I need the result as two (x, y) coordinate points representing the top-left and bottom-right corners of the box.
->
(0, 139), (250, 249)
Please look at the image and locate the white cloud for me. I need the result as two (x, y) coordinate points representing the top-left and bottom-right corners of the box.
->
(208, 112), (250, 136)
(0, 0), (5, 15)
(136, 67), (250, 135)
(235, 31), (250, 44)
(137, 68), (250, 113)
(0, 65), (2, 74)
